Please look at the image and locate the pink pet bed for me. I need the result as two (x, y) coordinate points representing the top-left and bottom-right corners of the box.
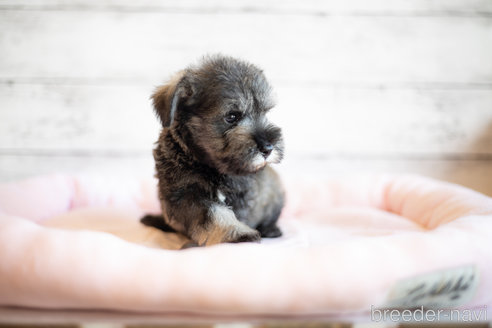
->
(0, 173), (491, 318)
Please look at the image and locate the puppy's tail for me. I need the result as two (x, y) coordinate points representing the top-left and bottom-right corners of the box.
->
(140, 214), (177, 233)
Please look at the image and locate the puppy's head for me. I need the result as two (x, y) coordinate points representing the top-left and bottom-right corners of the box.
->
(152, 55), (284, 175)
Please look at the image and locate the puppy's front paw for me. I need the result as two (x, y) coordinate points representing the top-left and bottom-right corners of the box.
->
(228, 229), (261, 243)
(180, 241), (200, 249)
(257, 222), (282, 238)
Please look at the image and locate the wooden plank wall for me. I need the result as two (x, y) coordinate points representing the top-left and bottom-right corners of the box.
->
(1, 0), (492, 195)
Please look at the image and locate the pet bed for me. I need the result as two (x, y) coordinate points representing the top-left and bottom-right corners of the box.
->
(0, 173), (491, 318)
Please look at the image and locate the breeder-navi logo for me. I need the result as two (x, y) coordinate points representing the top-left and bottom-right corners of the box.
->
(371, 306), (487, 323)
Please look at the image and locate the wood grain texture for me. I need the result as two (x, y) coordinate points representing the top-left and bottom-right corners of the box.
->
(1, 0), (491, 15)
(1, 84), (491, 156)
(0, 11), (491, 84)
(0, 84), (160, 151)
(0, 0), (491, 187)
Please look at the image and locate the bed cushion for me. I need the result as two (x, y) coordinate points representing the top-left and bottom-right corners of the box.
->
(0, 173), (491, 317)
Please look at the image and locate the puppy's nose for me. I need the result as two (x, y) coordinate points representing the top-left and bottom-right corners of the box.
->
(259, 143), (273, 157)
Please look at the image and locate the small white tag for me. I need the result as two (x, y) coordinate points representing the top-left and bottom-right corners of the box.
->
(385, 265), (479, 309)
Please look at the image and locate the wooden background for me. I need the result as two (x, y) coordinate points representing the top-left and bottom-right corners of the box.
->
(1, 0), (492, 195)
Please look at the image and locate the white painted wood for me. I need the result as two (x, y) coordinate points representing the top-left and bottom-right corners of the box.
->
(1, 84), (491, 156)
(0, 154), (155, 182)
(0, 84), (160, 151)
(274, 87), (492, 156)
(0, 11), (491, 84)
(0, 0), (491, 187)
(1, 0), (491, 14)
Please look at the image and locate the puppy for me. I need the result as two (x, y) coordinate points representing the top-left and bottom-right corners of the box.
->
(141, 55), (285, 246)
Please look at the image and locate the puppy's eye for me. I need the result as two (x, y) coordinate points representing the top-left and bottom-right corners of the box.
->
(224, 112), (241, 124)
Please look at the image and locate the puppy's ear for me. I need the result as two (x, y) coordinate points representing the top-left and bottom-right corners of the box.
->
(151, 71), (193, 127)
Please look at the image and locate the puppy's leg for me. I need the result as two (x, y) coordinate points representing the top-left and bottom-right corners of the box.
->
(256, 220), (282, 238)
(191, 204), (261, 246)
(140, 214), (177, 232)
(250, 166), (284, 238)
(162, 192), (261, 246)
(255, 206), (283, 238)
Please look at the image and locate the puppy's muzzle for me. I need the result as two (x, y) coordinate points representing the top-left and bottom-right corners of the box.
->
(254, 135), (274, 158)
(259, 143), (273, 158)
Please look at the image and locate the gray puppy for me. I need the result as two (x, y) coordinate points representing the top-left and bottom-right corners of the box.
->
(141, 55), (285, 246)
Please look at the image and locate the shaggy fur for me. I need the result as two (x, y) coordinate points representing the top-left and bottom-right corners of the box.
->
(141, 55), (285, 246)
